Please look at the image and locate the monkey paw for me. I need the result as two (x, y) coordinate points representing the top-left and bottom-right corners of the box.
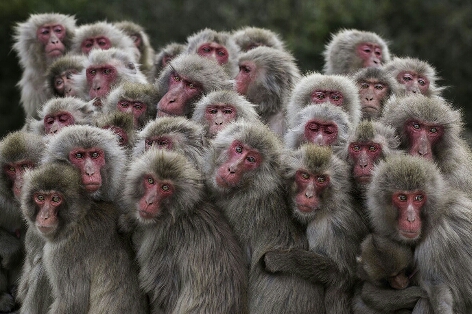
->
(262, 249), (292, 273)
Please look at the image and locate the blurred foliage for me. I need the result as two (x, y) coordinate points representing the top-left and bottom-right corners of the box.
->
(1, 0), (471, 137)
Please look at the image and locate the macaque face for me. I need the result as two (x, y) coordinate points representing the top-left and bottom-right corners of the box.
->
(37, 23), (66, 59)
(86, 65), (117, 99)
(396, 71), (430, 95)
(387, 270), (410, 290)
(3, 161), (35, 199)
(144, 136), (173, 151)
(358, 79), (389, 118)
(103, 126), (128, 147)
(405, 120), (443, 160)
(117, 99), (147, 127)
(204, 104), (237, 137)
(216, 140), (262, 188)
(54, 69), (79, 97)
(294, 170), (330, 213)
(235, 61), (258, 95)
(81, 36), (112, 55)
(138, 174), (174, 220)
(392, 190), (426, 240)
(34, 191), (62, 235)
(44, 111), (75, 135)
(311, 90), (344, 106)
(157, 72), (203, 117)
(304, 119), (338, 146)
(197, 42), (229, 65)
(356, 42), (383, 68)
(348, 142), (382, 184)
(68, 148), (105, 192)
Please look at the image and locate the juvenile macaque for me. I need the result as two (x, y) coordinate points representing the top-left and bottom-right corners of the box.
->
(95, 112), (136, 151)
(46, 54), (86, 97)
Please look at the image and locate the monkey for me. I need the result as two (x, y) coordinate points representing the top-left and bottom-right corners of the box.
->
(185, 28), (240, 77)
(95, 111), (136, 152)
(155, 53), (233, 118)
(121, 148), (248, 313)
(367, 154), (472, 313)
(286, 72), (362, 129)
(352, 67), (395, 120)
(191, 89), (260, 139)
(262, 144), (369, 313)
(148, 42), (185, 82)
(384, 57), (444, 97)
(232, 26), (286, 52)
(21, 162), (147, 313)
(46, 54), (86, 97)
(323, 28), (391, 75)
(42, 125), (126, 202)
(13, 13), (77, 119)
(102, 82), (158, 128)
(234, 46), (300, 137)
(203, 120), (322, 313)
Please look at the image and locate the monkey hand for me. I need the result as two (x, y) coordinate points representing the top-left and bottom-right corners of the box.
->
(262, 248), (295, 274)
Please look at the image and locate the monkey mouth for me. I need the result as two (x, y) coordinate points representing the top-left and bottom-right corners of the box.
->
(355, 175), (372, 184)
(92, 98), (102, 107)
(84, 183), (101, 192)
(36, 224), (56, 235)
(399, 229), (420, 239)
(296, 204), (318, 213)
(138, 209), (157, 220)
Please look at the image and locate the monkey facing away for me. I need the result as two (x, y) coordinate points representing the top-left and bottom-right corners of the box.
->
(232, 26), (286, 52)
(149, 42), (185, 82)
(95, 111), (136, 151)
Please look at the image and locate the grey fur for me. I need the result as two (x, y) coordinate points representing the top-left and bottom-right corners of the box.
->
(232, 26), (286, 52)
(149, 42), (185, 82)
(94, 111), (136, 152)
(46, 54), (86, 97)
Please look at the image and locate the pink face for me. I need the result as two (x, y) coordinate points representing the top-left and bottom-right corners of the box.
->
(117, 99), (147, 127)
(388, 271), (410, 290)
(216, 140), (262, 188)
(304, 120), (338, 146)
(3, 161), (34, 199)
(405, 120), (443, 160)
(358, 79), (389, 118)
(54, 69), (79, 97)
(157, 73), (203, 117)
(311, 90), (344, 106)
(204, 104), (237, 137)
(356, 42), (383, 68)
(68, 148), (105, 192)
(197, 42), (229, 65)
(396, 71), (430, 95)
(392, 190), (426, 240)
(294, 170), (330, 213)
(144, 136), (173, 151)
(81, 36), (112, 55)
(44, 111), (75, 135)
(103, 126), (129, 147)
(34, 191), (62, 235)
(86, 65), (117, 99)
(235, 61), (257, 96)
(37, 23), (66, 59)
(348, 142), (382, 184)
(138, 175), (174, 219)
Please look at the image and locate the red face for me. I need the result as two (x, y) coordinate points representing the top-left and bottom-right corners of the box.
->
(157, 73), (203, 117)
(396, 71), (430, 95)
(44, 111), (75, 135)
(37, 23), (66, 59)
(311, 90), (344, 106)
(405, 120), (443, 160)
(68, 148), (105, 192)
(216, 140), (262, 188)
(348, 142), (382, 184)
(204, 104), (237, 137)
(356, 42), (383, 68)
(3, 161), (34, 199)
(294, 170), (330, 213)
(86, 65), (117, 99)
(138, 175), (174, 219)
(235, 61), (257, 96)
(81, 36), (112, 55)
(358, 79), (389, 118)
(304, 120), (338, 146)
(54, 69), (79, 97)
(34, 191), (62, 235)
(197, 42), (229, 65)
(144, 136), (173, 151)
(103, 126), (129, 147)
(392, 190), (426, 240)
(117, 99), (147, 127)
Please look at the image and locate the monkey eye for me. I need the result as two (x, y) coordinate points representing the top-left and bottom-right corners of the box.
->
(202, 46), (211, 53)
(374, 84), (385, 90)
(119, 101), (129, 108)
(156, 139), (169, 146)
(235, 145), (243, 153)
(134, 103), (143, 110)
(103, 68), (112, 75)
(55, 78), (64, 87)
(363, 47), (372, 53)
(300, 172), (310, 180)
(173, 75), (181, 82)
(223, 108), (233, 114)
(89, 69), (96, 75)
(41, 29), (50, 35)
(117, 135), (124, 144)
(246, 156), (256, 163)
(217, 49), (226, 56)
(314, 92), (325, 99)
(161, 184), (170, 191)
(51, 195), (61, 203)
(239, 65), (251, 73)
(8, 166), (15, 172)
(402, 74), (412, 81)
(36, 194), (45, 201)
(127, 62), (136, 70)
(414, 194), (424, 202)
(331, 93), (341, 100)
(187, 82), (195, 89)
(430, 127), (438, 133)
(350, 144), (361, 152)
(418, 78), (426, 86)
(317, 175), (327, 183)
(75, 152), (83, 159)
(412, 122), (421, 129)
(208, 108), (217, 114)
(368, 145), (377, 152)
(147, 177), (155, 184)
(91, 152), (99, 158)
(360, 83), (369, 89)
(98, 39), (107, 46)
(145, 139), (153, 146)
(397, 194), (407, 201)
(54, 26), (63, 33)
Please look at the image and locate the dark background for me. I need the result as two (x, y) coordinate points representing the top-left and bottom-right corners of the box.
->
(1, 0), (471, 137)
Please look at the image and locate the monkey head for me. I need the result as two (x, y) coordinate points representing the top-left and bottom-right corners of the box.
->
(46, 54), (86, 97)
(150, 42), (185, 81)
(232, 26), (285, 52)
(95, 112), (136, 149)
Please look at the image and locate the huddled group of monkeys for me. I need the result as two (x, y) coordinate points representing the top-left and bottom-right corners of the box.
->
(1, 11), (472, 314)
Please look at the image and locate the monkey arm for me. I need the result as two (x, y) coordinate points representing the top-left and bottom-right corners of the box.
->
(0, 229), (23, 269)
(361, 281), (426, 311)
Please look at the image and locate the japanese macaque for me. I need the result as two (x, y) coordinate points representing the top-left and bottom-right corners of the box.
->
(13, 13), (77, 119)
(21, 163), (147, 313)
(353, 67), (395, 120)
(232, 26), (285, 52)
(235, 46), (300, 137)
(0, 131), (45, 312)
(42, 125), (126, 202)
(185, 28), (240, 77)
(285, 103), (351, 149)
(121, 149), (247, 313)
(102, 82), (158, 128)
(132, 117), (206, 169)
(149, 42), (185, 81)
(323, 28), (391, 75)
(46, 54), (85, 97)
(114, 21), (155, 76)
(25, 97), (94, 136)
(191, 90), (260, 138)
(382, 94), (472, 195)
(95, 112), (136, 151)
(263, 144), (368, 313)
(155, 54), (233, 118)
(384, 57), (444, 97)
(203, 120), (321, 313)
(368, 154), (472, 313)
